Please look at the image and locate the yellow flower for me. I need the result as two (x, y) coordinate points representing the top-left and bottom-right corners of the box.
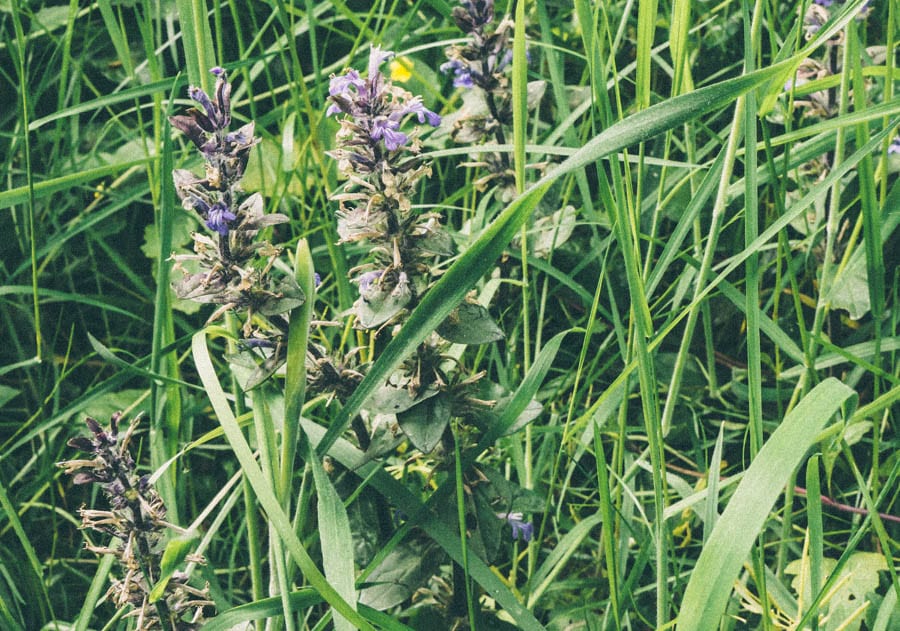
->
(389, 56), (412, 82)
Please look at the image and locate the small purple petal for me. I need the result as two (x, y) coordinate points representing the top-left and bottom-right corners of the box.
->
(368, 47), (394, 78)
(404, 97), (441, 126)
(497, 512), (534, 542)
(188, 86), (220, 129)
(329, 69), (365, 97)
(205, 202), (237, 236)
(210, 66), (226, 77)
(371, 118), (408, 150)
(889, 136), (900, 155)
(441, 61), (475, 89)
(357, 270), (384, 293)
(381, 127), (409, 151)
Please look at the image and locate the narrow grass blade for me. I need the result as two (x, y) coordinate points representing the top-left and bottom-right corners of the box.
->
(806, 454), (824, 628)
(308, 448), (358, 631)
(0, 476), (53, 622)
(526, 513), (603, 609)
(204, 591), (415, 631)
(0, 160), (148, 210)
(71, 553), (115, 631)
(676, 378), (857, 630)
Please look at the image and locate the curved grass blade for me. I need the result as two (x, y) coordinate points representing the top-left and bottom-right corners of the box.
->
(676, 378), (857, 630)
(0, 160), (148, 211)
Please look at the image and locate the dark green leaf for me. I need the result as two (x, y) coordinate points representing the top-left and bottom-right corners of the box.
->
(358, 540), (444, 610)
(396, 393), (452, 453)
(437, 302), (504, 344)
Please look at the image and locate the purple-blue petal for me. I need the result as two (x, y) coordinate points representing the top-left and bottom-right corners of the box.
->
(368, 47), (394, 78)
(205, 202), (237, 236)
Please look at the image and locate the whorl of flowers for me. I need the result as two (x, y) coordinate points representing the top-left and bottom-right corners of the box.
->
(326, 47), (445, 331)
(441, 0), (545, 199)
(58, 413), (213, 630)
(169, 68), (303, 384)
(441, 0), (513, 92)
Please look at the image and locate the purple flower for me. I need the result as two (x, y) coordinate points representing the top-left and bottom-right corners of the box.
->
(889, 136), (900, 155)
(498, 512), (534, 542)
(329, 69), (366, 98)
(368, 47), (394, 78)
(404, 97), (442, 126)
(440, 59), (475, 89)
(205, 201), (237, 236)
(371, 118), (409, 151)
(356, 270), (385, 293)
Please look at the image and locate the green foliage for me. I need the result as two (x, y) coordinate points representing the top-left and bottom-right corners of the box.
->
(1, 0), (898, 629)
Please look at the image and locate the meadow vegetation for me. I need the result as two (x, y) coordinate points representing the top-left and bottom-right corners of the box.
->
(0, 0), (898, 629)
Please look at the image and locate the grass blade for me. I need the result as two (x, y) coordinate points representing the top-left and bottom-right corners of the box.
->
(676, 378), (857, 629)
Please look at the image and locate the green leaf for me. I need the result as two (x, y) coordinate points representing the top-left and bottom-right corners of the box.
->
(396, 393), (452, 453)
(308, 446), (358, 631)
(353, 284), (411, 329)
(676, 378), (857, 630)
(149, 534), (199, 603)
(358, 539), (444, 611)
(829, 254), (871, 320)
(367, 383), (439, 416)
(785, 552), (888, 631)
(436, 302), (504, 344)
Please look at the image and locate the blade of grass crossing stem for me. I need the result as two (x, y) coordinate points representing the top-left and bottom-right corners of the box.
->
(176, 0), (216, 90)
(676, 378), (856, 630)
(805, 455), (824, 631)
(636, 0), (657, 111)
(191, 331), (374, 631)
(316, 60), (796, 458)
